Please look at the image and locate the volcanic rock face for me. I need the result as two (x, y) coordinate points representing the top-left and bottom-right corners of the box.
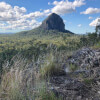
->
(40, 13), (65, 32)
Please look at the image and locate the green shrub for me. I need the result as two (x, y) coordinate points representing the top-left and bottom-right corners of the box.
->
(8, 87), (25, 100)
(40, 62), (63, 78)
(35, 81), (62, 100)
(37, 89), (62, 100)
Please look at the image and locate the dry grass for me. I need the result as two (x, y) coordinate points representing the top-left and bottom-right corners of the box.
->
(0, 67), (35, 100)
(40, 54), (64, 78)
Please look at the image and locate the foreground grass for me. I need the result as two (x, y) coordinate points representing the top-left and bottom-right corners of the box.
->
(0, 69), (62, 100)
(0, 53), (64, 100)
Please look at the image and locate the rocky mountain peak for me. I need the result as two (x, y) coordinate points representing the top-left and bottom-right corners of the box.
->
(39, 13), (65, 32)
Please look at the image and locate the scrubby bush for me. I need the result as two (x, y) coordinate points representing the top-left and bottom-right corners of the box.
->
(36, 88), (62, 100)
(40, 53), (65, 78)
(40, 62), (64, 78)
(35, 81), (62, 100)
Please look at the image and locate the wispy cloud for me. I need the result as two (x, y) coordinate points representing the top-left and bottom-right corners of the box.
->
(88, 16), (93, 19)
(78, 24), (82, 27)
(48, 2), (51, 5)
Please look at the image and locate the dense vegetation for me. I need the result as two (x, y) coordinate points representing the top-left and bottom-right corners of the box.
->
(0, 27), (100, 100)
(0, 29), (99, 63)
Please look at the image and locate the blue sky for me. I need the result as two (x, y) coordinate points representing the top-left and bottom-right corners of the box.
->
(0, 0), (100, 34)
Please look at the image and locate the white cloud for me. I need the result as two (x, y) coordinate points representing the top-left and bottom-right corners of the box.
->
(0, 19), (41, 30)
(0, 0), (86, 31)
(78, 24), (82, 27)
(0, 2), (50, 30)
(0, 2), (27, 21)
(89, 18), (100, 27)
(73, 0), (85, 7)
(51, 0), (85, 14)
(88, 16), (93, 19)
(81, 8), (100, 14)
(0, 2), (12, 11)
(14, 6), (27, 14)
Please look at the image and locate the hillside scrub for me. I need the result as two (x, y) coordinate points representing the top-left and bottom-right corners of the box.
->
(40, 54), (65, 78)
(0, 29), (100, 99)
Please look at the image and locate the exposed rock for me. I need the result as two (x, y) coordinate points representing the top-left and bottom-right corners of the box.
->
(40, 13), (65, 32)
(48, 48), (100, 100)
(49, 75), (100, 100)
(39, 13), (73, 33)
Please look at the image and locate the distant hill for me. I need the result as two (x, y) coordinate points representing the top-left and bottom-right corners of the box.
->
(17, 13), (74, 36)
